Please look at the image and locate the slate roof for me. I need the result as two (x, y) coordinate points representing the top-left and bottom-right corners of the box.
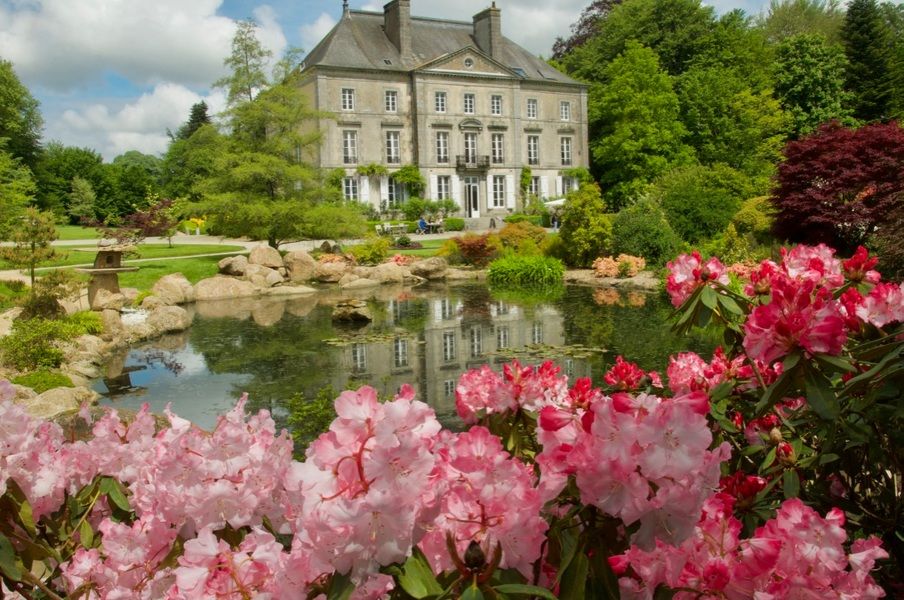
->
(302, 9), (580, 85)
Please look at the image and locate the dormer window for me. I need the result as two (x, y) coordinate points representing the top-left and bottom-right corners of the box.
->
(464, 57), (474, 68)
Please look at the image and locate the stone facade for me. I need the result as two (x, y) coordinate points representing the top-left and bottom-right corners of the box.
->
(298, 0), (589, 222)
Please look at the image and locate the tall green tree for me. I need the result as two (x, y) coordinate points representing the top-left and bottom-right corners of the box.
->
(773, 34), (853, 136)
(198, 21), (364, 247)
(173, 101), (212, 141)
(215, 19), (272, 107)
(551, 0), (623, 60)
(67, 176), (96, 223)
(591, 42), (693, 210)
(161, 123), (224, 201)
(0, 145), (35, 236)
(34, 143), (110, 218)
(842, 0), (893, 121)
(0, 60), (43, 170)
(561, 0), (718, 80)
(881, 1), (904, 119)
(758, 0), (845, 44)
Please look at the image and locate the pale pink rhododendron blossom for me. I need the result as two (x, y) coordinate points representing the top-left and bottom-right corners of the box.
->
(781, 243), (845, 288)
(455, 359), (568, 423)
(611, 494), (887, 599)
(666, 348), (743, 395)
(665, 251), (729, 307)
(856, 282), (904, 328)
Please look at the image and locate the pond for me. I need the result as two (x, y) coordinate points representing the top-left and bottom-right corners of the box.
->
(93, 283), (717, 431)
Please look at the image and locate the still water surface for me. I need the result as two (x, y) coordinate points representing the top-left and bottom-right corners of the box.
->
(94, 283), (716, 431)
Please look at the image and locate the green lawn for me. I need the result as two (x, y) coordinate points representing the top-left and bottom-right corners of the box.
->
(394, 239), (446, 257)
(117, 255), (228, 292)
(55, 225), (102, 241)
(0, 244), (245, 270)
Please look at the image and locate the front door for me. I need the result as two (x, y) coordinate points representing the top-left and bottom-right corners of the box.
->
(464, 177), (480, 218)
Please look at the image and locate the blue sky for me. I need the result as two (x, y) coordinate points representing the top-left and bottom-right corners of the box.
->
(0, 0), (773, 160)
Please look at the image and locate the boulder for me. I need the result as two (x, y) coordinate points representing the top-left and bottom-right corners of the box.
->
(338, 272), (360, 286)
(147, 306), (193, 334)
(320, 241), (342, 254)
(252, 302), (285, 327)
(244, 264), (281, 288)
(120, 287), (139, 304)
(67, 361), (101, 379)
(248, 245), (283, 269)
(341, 278), (379, 290)
(0, 307), (22, 338)
(195, 276), (258, 301)
(411, 256), (448, 280)
(20, 386), (99, 420)
(151, 273), (196, 305)
(218, 255), (248, 276)
(371, 262), (407, 284)
(283, 251), (317, 282)
(263, 285), (317, 297)
(332, 299), (372, 322)
(140, 294), (166, 310)
(92, 289), (125, 311)
(314, 262), (349, 283)
(11, 384), (37, 402)
(101, 309), (123, 334)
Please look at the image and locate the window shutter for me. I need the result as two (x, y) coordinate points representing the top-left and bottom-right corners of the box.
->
(429, 174), (438, 200)
(380, 176), (389, 204)
(540, 176), (549, 199)
(506, 174), (515, 209)
(452, 175), (462, 209)
(555, 176), (563, 197)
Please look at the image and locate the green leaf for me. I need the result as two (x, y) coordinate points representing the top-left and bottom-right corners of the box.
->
(553, 527), (578, 584)
(4, 479), (36, 536)
(803, 365), (839, 420)
(717, 294), (744, 316)
(493, 584), (558, 599)
(759, 446), (777, 472)
(327, 571), (356, 600)
(460, 584), (485, 600)
(782, 469), (800, 498)
(100, 477), (131, 512)
(394, 548), (443, 598)
(818, 453), (840, 465)
(700, 286), (718, 310)
(79, 519), (95, 548)
(0, 532), (23, 581)
(558, 551), (588, 600)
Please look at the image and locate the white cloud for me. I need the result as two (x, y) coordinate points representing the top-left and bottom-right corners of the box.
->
(50, 83), (227, 159)
(299, 12), (337, 53)
(0, 0), (286, 91)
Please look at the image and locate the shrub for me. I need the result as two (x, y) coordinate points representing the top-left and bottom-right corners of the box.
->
(559, 183), (613, 267)
(11, 369), (74, 393)
(437, 239), (463, 264)
(593, 254), (646, 278)
(0, 280), (28, 311)
(504, 214), (544, 227)
(611, 198), (683, 266)
(0, 318), (79, 371)
(65, 311), (103, 336)
(453, 234), (497, 267)
(497, 221), (547, 253)
(400, 198), (427, 221)
(394, 235), (413, 248)
(731, 196), (773, 243)
(444, 217), (465, 231)
(348, 236), (391, 265)
(487, 254), (564, 287)
(654, 163), (752, 244)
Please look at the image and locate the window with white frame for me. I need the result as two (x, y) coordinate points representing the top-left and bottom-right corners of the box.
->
(464, 132), (477, 162)
(342, 130), (357, 164)
(387, 176), (403, 207)
(495, 301), (509, 315)
(351, 343), (367, 372)
(529, 176), (541, 198)
(393, 337), (409, 368)
(562, 176), (578, 193)
(560, 100), (571, 121)
(341, 88), (355, 111)
(496, 325), (510, 349)
(440, 298), (454, 320)
(437, 175), (451, 200)
(526, 98), (538, 119)
(385, 90), (398, 112)
(532, 322), (544, 344)
(436, 131), (449, 163)
(442, 331), (456, 362)
(491, 133), (504, 164)
(560, 137), (572, 166)
(527, 135), (539, 165)
(492, 175), (506, 208)
(444, 379), (456, 398)
(470, 327), (483, 357)
(464, 93), (475, 115)
(435, 91), (447, 113)
(343, 177), (358, 201)
(386, 131), (401, 164)
(491, 95), (502, 116)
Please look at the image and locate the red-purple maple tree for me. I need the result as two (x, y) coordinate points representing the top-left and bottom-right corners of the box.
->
(771, 121), (904, 253)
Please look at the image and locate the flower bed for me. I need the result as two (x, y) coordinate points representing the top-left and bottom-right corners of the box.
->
(0, 243), (900, 598)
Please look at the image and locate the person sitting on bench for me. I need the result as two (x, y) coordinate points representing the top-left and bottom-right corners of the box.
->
(417, 217), (428, 234)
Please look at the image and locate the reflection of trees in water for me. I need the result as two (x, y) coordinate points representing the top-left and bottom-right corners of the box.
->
(187, 306), (340, 421)
(555, 287), (717, 373)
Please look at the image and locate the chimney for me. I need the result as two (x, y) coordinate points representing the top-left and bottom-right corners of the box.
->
(473, 2), (502, 61)
(384, 0), (412, 59)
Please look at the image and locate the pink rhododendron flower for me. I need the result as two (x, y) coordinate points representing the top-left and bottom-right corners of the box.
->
(781, 243), (845, 288)
(843, 245), (881, 284)
(455, 360), (568, 423)
(666, 251), (729, 307)
(604, 356), (647, 390)
(743, 275), (846, 363)
(856, 282), (904, 328)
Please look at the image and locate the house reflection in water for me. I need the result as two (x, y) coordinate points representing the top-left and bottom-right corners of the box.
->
(335, 294), (590, 418)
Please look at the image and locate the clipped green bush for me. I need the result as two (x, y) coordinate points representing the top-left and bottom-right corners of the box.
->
(731, 196), (774, 243)
(0, 318), (78, 371)
(504, 214), (544, 226)
(559, 183), (613, 267)
(348, 236), (392, 265)
(444, 217), (465, 231)
(11, 369), (74, 393)
(611, 197), (683, 266)
(498, 221), (547, 254)
(401, 198), (428, 221)
(487, 254), (565, 287)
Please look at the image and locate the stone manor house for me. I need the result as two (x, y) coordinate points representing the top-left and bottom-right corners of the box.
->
(297, 0), (589, 223)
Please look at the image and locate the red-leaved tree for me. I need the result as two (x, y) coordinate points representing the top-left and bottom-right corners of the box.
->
(771, 121), (904, 253)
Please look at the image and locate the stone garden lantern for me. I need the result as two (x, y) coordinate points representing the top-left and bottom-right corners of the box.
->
(76, 245), (138, 309)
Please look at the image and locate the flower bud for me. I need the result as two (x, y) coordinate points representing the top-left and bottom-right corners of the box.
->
(464, 541), (486, 571)
(776, 442), (796, 466)
(768, 428), (783, 445)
